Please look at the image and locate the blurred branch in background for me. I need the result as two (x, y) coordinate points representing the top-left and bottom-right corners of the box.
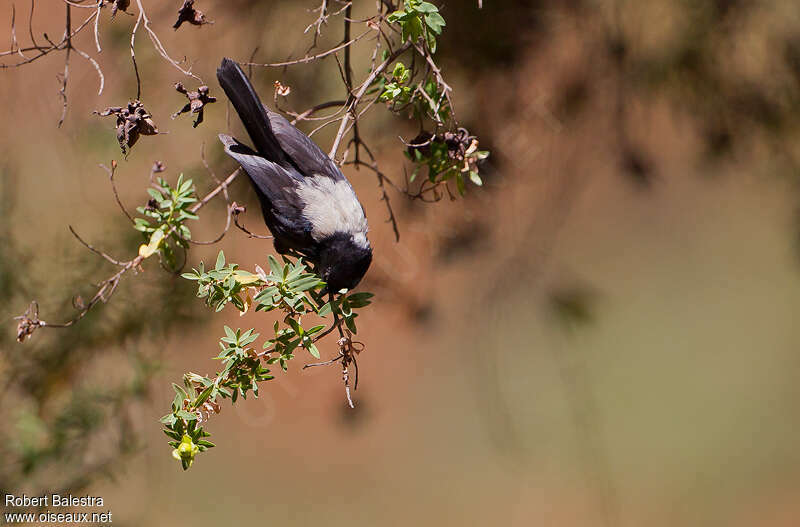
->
(0, 171), (199, 498)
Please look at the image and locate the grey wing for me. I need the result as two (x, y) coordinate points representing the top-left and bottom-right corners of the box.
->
(219, 134), (314, 247)
(265, 108), (344, 181)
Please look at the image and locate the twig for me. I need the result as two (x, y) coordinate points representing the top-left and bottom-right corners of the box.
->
(302, 328), (363, 408)
(1, 8), (97, 66)
(191, 168), (240, 213)
(347, 158), (400, 241)
(189, 203), (233, 245)
(303, 0), (328, 52)
(68, 225), (125, 266)
(231, 203), (273, 239)
(10, 4), (22, 59)
(16, 167), (243, 338)
(101, 161), (134, 223)
(286, 100), (347, 124)
(73, 44), (104, 95)
(200, 143), (228, 202)
(328, 41), (412, 159)
(130, 8), (142, 100)
(57, 4), (72, 128)
(27, 0), (39, 51)
(93, 2), (101, 52)
(131, 0), (201, 95)
(244, 28), (373, 68)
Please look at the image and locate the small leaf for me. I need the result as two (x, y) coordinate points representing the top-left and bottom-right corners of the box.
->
(306, 324), (326, 335)
(267, 254), (282, 277)
(233, 271), (261, 285)
(290, 276), (321, 292)
(139, 228), (165, 258)
(347, 292), (373, 305)
(344, 314), (358, 334)
(318, 302), (332, 317)
(425, 12), (445, 34)
(194, 385), (214, 406)
(416, 2), (439, 14)
(176, 410), (198, 421)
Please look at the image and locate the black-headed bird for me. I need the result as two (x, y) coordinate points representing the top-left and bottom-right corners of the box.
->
(216, 57), (372, 292)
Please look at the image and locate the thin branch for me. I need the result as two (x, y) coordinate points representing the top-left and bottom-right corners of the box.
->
(303, 0), (328, 52)
(68, 225), (125, 266)
(57, 4), (72, 128)
(231, 203), (273, 239)
(101, 161), (134, 223)
(243, 27), (373, 68)
(73, 44), (104, 95)
(200, 143), (228, 202)
(93, 2), (101, 52)
(16, 167), (243, 338)
(0, 8), (97, 66)
(189, 204), (233, 245)
(329, 41), (412, 159)
(131, 0), (201, 91)
(27, 0), (39, 51)
(287, 100), (347, 124)
(190, 168), (240, 213)
(347, 158), (400, 241)
(130, 8), (142, 100)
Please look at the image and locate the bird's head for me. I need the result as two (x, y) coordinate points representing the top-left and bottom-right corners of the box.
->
(317, 233), (372, 293)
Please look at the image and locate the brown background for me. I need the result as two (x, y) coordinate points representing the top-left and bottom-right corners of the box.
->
(2, 1), (800, 526)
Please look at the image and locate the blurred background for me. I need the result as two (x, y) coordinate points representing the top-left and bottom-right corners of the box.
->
(2, 1), (800, 525)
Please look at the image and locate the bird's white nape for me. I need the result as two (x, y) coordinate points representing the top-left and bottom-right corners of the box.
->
(295, 176), (369, 242)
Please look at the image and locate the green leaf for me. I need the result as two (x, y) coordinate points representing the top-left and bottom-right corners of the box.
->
(425, 29), (437, 54)
(163, 428), (181, 440)
(194, 384), (214, 406)
(346, 292), (374, 308)
(290, 276), (321, 292)
(425, 12), (445, 34)
(147, 188), (164, 201)
(344, 314), (358, 334)
(176, 410), (198, 421)
(409, 15), (423, 40)
(387, 10), (404, 23)
(416, 1), (439, 14)
(306, 324), (326, 335)
(287, 317), (303, 336)
(215, 251), (226, 271)
(392, 62), (406, 79)
(267, 254), (282, 277)
(172, 383), (188, 399)
(307, 342), (320, 359)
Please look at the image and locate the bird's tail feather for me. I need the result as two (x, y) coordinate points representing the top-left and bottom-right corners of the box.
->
(216, 57), (286, 163)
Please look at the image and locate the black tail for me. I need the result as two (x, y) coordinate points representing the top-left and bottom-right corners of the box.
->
(216, 58), (286, 163)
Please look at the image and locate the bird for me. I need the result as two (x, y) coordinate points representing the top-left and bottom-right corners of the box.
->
(216, 57), (372, 293)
